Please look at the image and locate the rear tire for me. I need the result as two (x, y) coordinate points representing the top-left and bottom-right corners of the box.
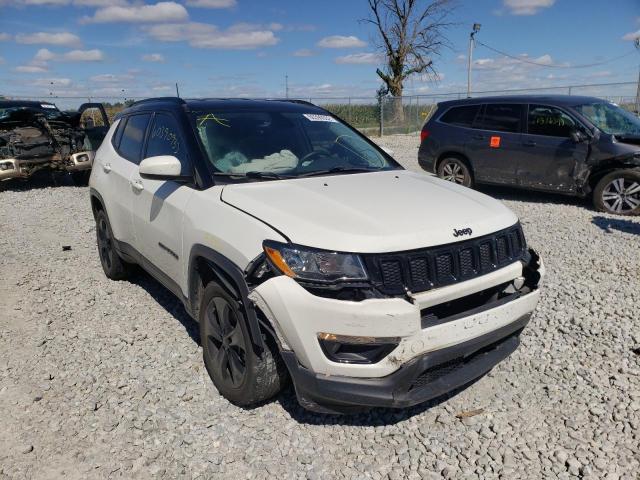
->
(592, 169), (640, 216)
(437, 157), (473, 188)
(200, 282), (287, 406)
(95, 209), (133, 280)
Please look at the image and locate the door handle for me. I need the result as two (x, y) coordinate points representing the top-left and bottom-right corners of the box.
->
(472, 134), (485, 140)
(523, 141), (537, 147)
(102, 163), (112, 173)
(131, 180), (144, 192)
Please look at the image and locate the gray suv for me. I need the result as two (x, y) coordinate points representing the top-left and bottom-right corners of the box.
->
(418, 95), (640, 215)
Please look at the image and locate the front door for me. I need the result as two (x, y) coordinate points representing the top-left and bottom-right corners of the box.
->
(465, 103), (524, 185)
(516, 104), (589, 192)
(130, 112), (195, 289)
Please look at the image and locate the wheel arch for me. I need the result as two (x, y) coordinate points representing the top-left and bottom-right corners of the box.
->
(187, 244), (266, 355)
(89, 187), (106, 220)
(587, 159), (640, 191)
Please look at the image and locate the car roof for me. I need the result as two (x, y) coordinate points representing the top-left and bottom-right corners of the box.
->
(437, 94), (608, 108)
(0, 99), (58, 109)
(118, 97), (328, 117)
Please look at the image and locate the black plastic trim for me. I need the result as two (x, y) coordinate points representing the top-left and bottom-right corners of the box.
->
(282, 313), (531, 413)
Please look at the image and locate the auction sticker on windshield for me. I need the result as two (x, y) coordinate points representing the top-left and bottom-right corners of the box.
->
(303, 114), (338, 122)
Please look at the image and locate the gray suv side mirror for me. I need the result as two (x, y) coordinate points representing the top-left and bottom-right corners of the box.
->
(570, 130), (588, 143)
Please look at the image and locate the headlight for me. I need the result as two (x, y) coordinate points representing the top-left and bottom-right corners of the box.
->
(263, 240), (368, 283)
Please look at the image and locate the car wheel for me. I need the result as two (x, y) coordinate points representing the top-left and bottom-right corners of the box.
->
(95, 209), (133, 280)
(71, 170), (91, 186)
(437, 158), (473, 188)
(593, 169), (640, 216)
(200, 282), (287, 406)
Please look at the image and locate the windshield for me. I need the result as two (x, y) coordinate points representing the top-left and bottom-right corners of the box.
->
(192, 109), (399, 179)
(0, 104), (63, 121)
(574, 102), (640, 136)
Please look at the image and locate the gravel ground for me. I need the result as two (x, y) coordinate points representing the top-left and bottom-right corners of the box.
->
(1, 135), (639, 480)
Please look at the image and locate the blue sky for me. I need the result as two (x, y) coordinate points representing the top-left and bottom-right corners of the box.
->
(0, 0), (638, 104)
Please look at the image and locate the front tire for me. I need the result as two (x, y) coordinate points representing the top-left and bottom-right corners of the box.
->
(593, 169), (640, 216)
(200, 282), (286, 406)
(95, 209), (133, 280)
(437, 157), (473, 188)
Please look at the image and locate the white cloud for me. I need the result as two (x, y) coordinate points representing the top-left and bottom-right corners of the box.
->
(29, 47), (104, 65)
(61, 49), (104, 61)
(317, 35), (366, 49)
(14, 65), (48, 73)
(293, 49), (314, 57)
(81, 2), (188, 24)
(335, 52), (381, 64)
(142, 53), (165, 62)
(185, 0), (236, 8)
(90, 73), (134, 83)
(145, 22), (279, 49)
(32, 77), (72, 87)
(15, 31), (82, 47)
(503, 0), (555, 15)
(0, 33), (11, 41)
(622, 29), (640, 41)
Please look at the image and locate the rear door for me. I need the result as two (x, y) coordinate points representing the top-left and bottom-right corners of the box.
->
(104, 114), (151, 245)
(465, 103), (524, 184)
(517, 104), (588, 192)
(130, 112), (195, 286)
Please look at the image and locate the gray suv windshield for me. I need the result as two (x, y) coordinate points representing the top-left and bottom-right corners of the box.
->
(575, 102), (640, 136)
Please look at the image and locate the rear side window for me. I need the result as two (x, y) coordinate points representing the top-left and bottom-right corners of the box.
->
(111, 117), (127, 149)
(477, 104), (523, 133)
(118, 114), (151, 164)
(439, 105), (481, 127)
(527, 104), (576, 137)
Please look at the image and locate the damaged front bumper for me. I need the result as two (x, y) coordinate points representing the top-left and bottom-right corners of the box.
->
(0, 151), (94, 181)
(249, 249), (544, 413)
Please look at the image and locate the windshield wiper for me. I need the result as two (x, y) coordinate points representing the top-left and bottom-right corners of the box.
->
(297, 166), (383, 177)
(212, 171), (289, 180)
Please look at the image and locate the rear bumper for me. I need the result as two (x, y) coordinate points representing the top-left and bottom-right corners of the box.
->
(283, 313), (529, 413)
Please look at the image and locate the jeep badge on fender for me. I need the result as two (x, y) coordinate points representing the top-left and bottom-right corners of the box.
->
(453, 227), (473, 237)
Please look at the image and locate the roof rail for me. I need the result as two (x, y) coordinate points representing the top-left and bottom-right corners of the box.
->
(262, 98), (318, 107)
(128, 97), (186, 107)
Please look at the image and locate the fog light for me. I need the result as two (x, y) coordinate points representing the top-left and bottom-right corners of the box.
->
(318, 332), (400, 364)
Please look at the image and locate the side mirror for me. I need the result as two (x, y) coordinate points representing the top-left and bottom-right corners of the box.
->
(570, 130), (588, 143)
(380, 146), (395, 156)
(139, 155), (191, 181)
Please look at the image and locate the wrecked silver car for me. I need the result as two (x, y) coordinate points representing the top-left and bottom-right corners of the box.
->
(0, 100), (109, 186)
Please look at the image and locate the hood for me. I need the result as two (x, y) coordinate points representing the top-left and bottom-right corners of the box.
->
(220, 170), (519, 253)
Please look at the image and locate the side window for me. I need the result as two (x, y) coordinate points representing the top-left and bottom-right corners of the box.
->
(477, 104), (523, 133)
(145, 113), (190, 174)
(111, 117), (127, 149)
(527, 104), (576, 137)
(118, 114), (151, 164)
(439, 105), (481, 128)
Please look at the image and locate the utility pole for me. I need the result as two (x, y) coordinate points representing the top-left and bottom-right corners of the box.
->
(466, 23), (481, 98)
(285, 74), (289, 99)
(175, 82), (180, 98)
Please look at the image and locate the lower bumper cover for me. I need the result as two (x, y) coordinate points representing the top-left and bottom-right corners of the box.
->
(282, 313), (530, 414)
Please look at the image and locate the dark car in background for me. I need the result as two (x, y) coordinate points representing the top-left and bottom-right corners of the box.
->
(418, 95), (640, 215)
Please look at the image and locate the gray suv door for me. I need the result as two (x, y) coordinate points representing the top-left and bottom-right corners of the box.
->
(465, 103), (524, 184)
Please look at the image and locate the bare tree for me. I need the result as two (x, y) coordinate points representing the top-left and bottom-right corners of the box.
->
(365, 0), (454, 120)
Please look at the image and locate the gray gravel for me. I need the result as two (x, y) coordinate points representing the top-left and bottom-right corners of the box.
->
(1, 136), (639, 479)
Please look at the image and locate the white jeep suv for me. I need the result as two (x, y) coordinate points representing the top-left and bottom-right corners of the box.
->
(89, 98), (544, 413)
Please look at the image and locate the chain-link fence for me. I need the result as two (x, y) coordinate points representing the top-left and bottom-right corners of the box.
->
(4, 81), (638, 136)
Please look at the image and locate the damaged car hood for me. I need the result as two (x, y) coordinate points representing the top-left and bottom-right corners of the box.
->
(220, 170), (518, 253)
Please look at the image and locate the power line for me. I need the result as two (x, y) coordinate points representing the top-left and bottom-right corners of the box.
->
(476, 40), (637, 69)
